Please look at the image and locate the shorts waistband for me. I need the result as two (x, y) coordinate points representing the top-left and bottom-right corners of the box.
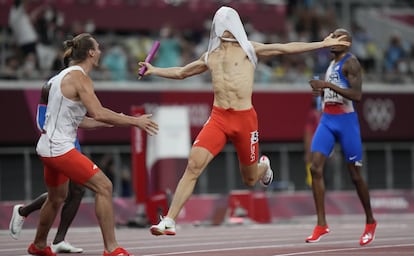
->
(212, 105), (254, 113)
(324, 103), (347, 114)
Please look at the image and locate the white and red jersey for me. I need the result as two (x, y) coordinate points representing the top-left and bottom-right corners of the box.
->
(36, 66), (87, 157)
(323, 53), (355, 114)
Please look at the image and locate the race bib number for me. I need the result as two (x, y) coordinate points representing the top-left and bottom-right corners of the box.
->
(324, 88), (344, 103)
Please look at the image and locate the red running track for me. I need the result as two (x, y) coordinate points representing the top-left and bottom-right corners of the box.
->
(0, 214), (413, 256)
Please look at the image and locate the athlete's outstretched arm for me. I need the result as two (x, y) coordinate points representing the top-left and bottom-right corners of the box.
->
(253, 34), (350, 57)
(67, 72), (158, 135)
(79, 117), (114, 129)
(138, 54), (208, 80)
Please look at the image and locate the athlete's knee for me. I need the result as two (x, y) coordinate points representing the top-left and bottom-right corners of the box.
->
(94, 177), (113, 197)
(310, 164), (324, 179)
(350, 175), (364, 185)
(85, 170), (113, 196)
(349, 166), (363, 183)
(186, 157), (204, 179)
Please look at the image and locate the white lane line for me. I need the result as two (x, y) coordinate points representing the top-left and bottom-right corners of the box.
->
(272, 243), (414, 256)
(139, 240), (414, 256)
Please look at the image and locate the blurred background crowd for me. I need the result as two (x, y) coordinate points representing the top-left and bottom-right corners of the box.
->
(0, 0), (413, 85)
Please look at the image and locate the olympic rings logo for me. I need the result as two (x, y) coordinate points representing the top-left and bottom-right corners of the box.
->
(363, 98), (395, 131)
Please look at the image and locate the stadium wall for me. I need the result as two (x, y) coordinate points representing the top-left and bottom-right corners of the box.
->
(0, 81), (413, 146)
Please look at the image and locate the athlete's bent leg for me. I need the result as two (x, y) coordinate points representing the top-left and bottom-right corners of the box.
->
(33, 182), (68, 249)
(310, 152), (328, 227)
(9, 193), (48, 240)
(51, 181), (85, 253)
(150, 147), (214, 236)
(167, 147), (213, 220)
(239, 161), (268, 187)
(20, 193), (48, 217)
(53, 181), (85, 244)
(348, 163), (377, 246)
(82, 171), (118, 253)
(348, 163), (375, 224)
(306, 152), (330, 243)
(348, 163), (377, 245)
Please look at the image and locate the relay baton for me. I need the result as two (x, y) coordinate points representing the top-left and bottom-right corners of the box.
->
(138, 40), (160, 79)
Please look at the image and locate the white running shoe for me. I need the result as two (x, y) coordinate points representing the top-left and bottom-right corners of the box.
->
(9, 204), (25, 240)
(259, 155), (274, 187)
(51, 241), (84, 253)
(150, 216), (176, 236)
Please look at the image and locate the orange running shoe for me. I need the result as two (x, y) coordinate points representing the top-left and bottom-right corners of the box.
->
(27, 243), (56, 256)
(360, 220), (377, 246)
(103, 247), (133, 256)
(306, 225), (330, 243)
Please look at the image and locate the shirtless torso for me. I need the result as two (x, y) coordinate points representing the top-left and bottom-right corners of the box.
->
(207, 41), (255, 110)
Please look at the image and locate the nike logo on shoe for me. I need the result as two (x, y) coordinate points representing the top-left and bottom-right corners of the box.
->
(360, 221), (377, 246)
(361, 233), (372, 244)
